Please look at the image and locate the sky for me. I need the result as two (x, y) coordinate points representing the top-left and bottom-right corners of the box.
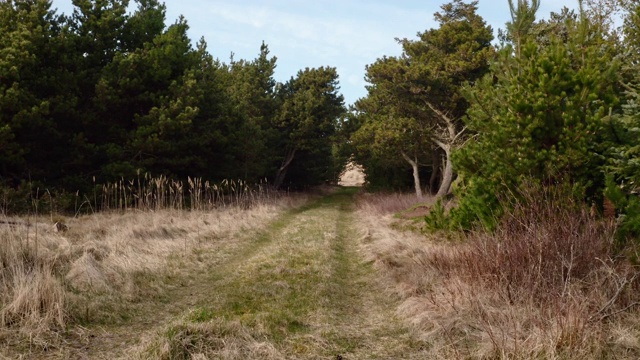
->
(50, 0), (579, 106)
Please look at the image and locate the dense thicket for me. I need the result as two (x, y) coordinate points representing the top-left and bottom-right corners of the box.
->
(0, 0), (345, 210)
(353, 0), (640, 239)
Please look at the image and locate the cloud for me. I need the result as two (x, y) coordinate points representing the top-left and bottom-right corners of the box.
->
(196, 1), (433, 59)
(181, 1), (435, 104)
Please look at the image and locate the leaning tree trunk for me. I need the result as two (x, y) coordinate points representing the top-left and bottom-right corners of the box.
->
(435, 146), (453, 199)
(401, 151), (423, 198)
(425, 100), (465, 200)
(273, 148), (296, 189)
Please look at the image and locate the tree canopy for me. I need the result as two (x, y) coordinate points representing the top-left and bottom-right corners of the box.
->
(352, 0), (493, 198)
(0, 0), (347, 211)
(350, 0), (640, 239)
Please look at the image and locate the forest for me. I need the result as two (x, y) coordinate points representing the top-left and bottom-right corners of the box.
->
(3, 0), (640, 237)
(351, 0), (640, 239)
(1, 0), (347, 212)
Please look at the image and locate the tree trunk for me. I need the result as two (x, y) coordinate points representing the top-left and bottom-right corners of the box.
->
(429, 149), (441, 194)
(424, 100), (463, 200)
(273, 148), (296, 189)
(435, 147), (453, 199)
(401, 151), (423, 198)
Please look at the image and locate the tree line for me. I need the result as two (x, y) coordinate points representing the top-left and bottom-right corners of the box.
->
(350, 0), (640, 239)
(0, 0), (346, 210)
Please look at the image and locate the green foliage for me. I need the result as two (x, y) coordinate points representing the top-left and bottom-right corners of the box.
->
(601, 4), (640, 246)
(449, 178), (503, 231)
(352, 0), (493, 197)
(224, 42), (279, 181)
(0, 0), (75, 184)
(422, 200), (451, 231)
(604, 174), (640, 245)
(450, 6), (619, 229)
(0, 0), (346, 210)
(605, 5), (640, 189)
(273, 67), (346, 188)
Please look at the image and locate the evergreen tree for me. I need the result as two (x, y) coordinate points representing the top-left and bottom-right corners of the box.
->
(225, 43), (279, 181)
(602, 3), (640, 243)
(352, 0), (493, 198)
(352, 55), (432, 197)
(98, 15), (195, 178)
(0, 0), (75, 186)
(273, 67), (345, 188)
(452, 1), (619, 229)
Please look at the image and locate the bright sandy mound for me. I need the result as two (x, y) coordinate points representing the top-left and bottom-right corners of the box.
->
(338, 161), (365, 187)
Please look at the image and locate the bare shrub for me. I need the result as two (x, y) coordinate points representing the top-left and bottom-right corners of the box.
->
(436, 185), (621, 304)
(356, 185), (640, 358)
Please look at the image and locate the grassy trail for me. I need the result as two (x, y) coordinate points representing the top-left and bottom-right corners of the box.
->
(67, 188), (425, 359)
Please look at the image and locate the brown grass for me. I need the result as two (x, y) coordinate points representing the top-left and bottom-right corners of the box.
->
(356, 188), (640, 359)
(0, 225), (67, 344)
(0, 182), (305, 351)
(355, 191), (432, 215)
(96, 176), (278, 212)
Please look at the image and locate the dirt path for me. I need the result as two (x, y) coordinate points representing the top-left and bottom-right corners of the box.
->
(60, 188), (426, 359)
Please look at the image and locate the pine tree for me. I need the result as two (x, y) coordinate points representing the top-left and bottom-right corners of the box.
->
(273, 67), (345, 188)
(452, 2), (619, 229)
(352, 0), (493, 198)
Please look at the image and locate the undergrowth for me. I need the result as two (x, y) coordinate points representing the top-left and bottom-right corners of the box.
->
(357, 186), (640, 359)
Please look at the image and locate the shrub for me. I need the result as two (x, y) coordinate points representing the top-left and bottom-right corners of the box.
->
(424, 184), (640, 356)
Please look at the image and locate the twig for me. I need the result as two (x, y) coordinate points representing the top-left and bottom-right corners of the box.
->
(589, 272), (639, 322)
(596, 302), (640, 322)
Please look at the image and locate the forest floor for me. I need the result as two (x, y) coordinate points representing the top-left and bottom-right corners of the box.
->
(5, 187), (428, 359)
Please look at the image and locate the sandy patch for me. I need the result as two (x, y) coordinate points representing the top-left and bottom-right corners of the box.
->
(338, 161), (365, 187)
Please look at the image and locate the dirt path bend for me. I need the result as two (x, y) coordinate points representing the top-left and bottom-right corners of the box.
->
(65, 188), (427, 359)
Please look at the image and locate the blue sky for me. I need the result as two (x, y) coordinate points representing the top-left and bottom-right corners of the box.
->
(51, 0), (578, 105)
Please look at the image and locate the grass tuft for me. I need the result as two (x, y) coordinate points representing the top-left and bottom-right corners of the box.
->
(133, 319), (282, 360)
(355, 191), (431, 215)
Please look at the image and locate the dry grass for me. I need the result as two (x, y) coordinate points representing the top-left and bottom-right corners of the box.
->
(96, 176), (279, 212)
(131, 319), (282, 360)
(356, 188), (640, 359)
(128, 187), (425, 359)
(0, 188), (305, 352)
(355, 191), (432, 215)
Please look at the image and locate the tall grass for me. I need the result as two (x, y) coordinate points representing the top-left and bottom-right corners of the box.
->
(97, 175), (278, 212)
(0, 176), (296, 353)
(0, 227), (66, 339)
(357, 186), (640, 359)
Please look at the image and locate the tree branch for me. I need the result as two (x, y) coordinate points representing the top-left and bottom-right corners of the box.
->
(423, 100), (457, 139)
(400, 151), (417, 166)
(433, 139), (448, 152)
(589, 270), (639, 323)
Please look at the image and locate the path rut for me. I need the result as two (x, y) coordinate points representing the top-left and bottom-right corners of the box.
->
(58, 188), (427, 359)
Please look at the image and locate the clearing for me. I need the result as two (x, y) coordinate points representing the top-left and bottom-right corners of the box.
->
(14, 187), (427, 359)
